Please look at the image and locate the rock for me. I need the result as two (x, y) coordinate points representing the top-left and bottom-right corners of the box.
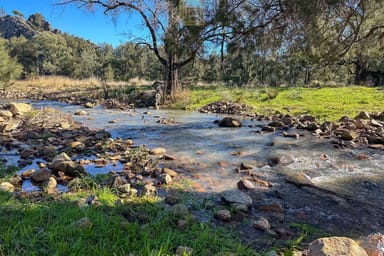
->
(70, 141), (85, 152)
(0, 119), (20, 132)
(42, 177), (57, 190)
(177, 219), (187, 229)
(22, 169), (36, 178)
(285, 172), (313, 187)
(117, 184), (131, 193)
(267, 155), (280, 166)
(0, 182), (14, 192)
(307, 122), (320, 131)
(175, 246), (193, 256)
(10, 175), (23, 186)
(143, 183), (157, 196)
(269, 120), (284, 128)
(240, 162), (254, 170)
(20, 148), (38, 158)
(149, 147), (166, 155)
(300, 115), (316, 122)
(356, 111), (370, 120)
(214, 209), (232, 221)
(259, 202), (284, 213)
(50, 152), (86, 177)
(163, 154), (176, 160)
(31, 169), (52, 182)
(340, 130), (359, 141)
(9, 102), (32, 116)
(162, 167), (178, 177)
(253, 217), (271, 231)
(261, 126), (276, 132)
(74, 110), (89, 116)
(106, 176), (128, 189)
(221, 190), (253, 207)
(308, 237), (368, 256)
(0, 110), (13, 118)
(282, 131), (300, 139)
(237, 179), (256, 190)
(72, 217), (92, 229)
(218, 117), (242, 127)
(160, 174), (172, 184)
(281, 116), (294, 125)
(108, 120), (117, 123)
(370, 119), (383, 127)
(84, 102), (95, 108)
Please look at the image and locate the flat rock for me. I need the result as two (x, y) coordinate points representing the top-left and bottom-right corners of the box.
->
(308, 237), (368, 256)
(0, 110), (13, 118)
(221, 190), (253, 207)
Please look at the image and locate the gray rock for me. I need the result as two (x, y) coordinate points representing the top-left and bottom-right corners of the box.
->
(31, 169), (52, 182)
(340, 130), (358, 141)
(50, 153), (86, 177)
(253, 217), (271, 231)
(221, 190), (253, 207)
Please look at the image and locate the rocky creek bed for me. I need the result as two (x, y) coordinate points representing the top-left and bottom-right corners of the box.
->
(1, 100), (384, 255)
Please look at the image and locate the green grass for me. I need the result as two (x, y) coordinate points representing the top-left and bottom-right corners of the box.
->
(0, 189), (257, 256)
(184, 85), (384, 121)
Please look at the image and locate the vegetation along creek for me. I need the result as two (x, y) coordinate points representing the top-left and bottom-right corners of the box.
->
(1, 0), (384, 255)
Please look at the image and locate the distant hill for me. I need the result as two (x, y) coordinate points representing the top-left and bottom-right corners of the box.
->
(0, 13), (58, 39)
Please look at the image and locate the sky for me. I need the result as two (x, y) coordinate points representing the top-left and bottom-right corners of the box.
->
(0, 0), (143, 47)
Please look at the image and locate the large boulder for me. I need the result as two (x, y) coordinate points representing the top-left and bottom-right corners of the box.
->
(9, 102), (33, 116)
(308, 237), (368, 256)
(218, 117), (242, 128)
(49, 152), (86, 177)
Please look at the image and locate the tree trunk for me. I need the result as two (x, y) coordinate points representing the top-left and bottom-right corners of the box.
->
(162, 59), (181, 103)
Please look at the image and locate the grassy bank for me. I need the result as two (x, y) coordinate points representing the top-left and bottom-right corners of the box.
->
(184, 85), (384, 121)
(0, 189), (256, 256)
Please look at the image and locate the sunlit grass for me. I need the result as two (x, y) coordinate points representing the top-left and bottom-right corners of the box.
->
(185, 85), (384, 121)
(0, 189), (257, 256)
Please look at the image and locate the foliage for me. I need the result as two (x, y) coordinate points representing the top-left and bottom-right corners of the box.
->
(0, 38), (22, 90)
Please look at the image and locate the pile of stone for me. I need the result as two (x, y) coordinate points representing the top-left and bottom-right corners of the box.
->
(257, 111), (384, 149)
(199, 101), (254, 115)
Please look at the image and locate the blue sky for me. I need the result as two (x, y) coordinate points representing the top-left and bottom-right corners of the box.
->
(0, 0), (142, 47)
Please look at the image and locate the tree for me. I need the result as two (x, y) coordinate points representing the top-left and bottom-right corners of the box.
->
(0, 38), (22, 90)
(58, 0), (263, 103)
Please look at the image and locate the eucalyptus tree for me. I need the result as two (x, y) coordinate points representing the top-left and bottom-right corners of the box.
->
(0, 38), (22, 90)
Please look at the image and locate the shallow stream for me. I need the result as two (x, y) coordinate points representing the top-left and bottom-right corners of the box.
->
(11, 101), (384, 237)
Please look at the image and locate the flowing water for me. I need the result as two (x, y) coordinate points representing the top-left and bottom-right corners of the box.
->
(15, 101), (384, 237)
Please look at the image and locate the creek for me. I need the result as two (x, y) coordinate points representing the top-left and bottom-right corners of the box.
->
(14, 101), (384, 239)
